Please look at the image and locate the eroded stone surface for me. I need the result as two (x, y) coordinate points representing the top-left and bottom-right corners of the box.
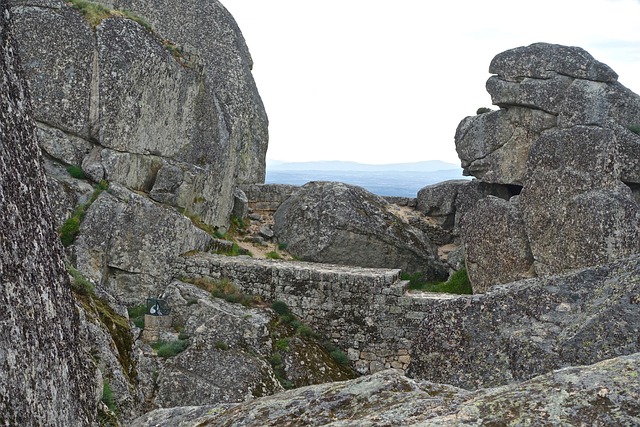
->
(408, 256), (640, 389)
(274, 181), (447, 279)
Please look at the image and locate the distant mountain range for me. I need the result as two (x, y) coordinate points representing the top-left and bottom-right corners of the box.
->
(267, 159), (460, 172)
(265, 160), (469, 198)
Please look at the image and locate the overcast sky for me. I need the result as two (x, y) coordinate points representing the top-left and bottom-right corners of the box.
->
(223, 0), (640, 165)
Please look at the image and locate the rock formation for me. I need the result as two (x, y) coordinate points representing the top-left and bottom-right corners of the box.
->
(10, 0), (267, 229)
(274, 181), (448, 280)
(0, 1), (97, 423)
(408, 255), (640, 389)
(131, 353), (640, 426)
(454, 43), (640, 292)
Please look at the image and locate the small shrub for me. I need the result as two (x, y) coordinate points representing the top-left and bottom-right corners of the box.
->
(277, 242), (288, 251)
(405, 268), (472, 294)
(330, 349), (350, 365)
(296, 324), (319, 338)
(178, 331), (191, 341)
(66, 264), (95, 296)
(120, 9), (151, 31)
(215, 340), (229, 351)
(152, 340), (188, 358)
(275, 338), (290, 351)
(231, 215), (246, 231)
(66, 165), (86, 179)
(67, 0), (111, 27)
(127, 304), (147, 329)
(476, 107), (492, 115)
(102, 379), (116, 412)
(270, 352), (282, 366)
(266, 251), (282, 260)
(271, 300), (290, 316)
(60, 216), (81, 247)
(629, 124), (640, 135)
(186, 298), (198, 306)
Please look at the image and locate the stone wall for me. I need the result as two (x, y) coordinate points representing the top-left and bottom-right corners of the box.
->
(174, 253), (448, 374)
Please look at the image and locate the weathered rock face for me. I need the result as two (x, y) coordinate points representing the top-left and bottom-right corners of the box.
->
(74, 184), (214, 305)
(10, 0), (267, 228)
(151, 282), (282, 408)
(0, 2), (97, 423)
(460, 196), (534, 292)
(455, 43), (640, 290)
(131, 353), (640, 426)
(408, 255), (640, 390)
(519, 125), (639, 275)
(274, 181), (448, 279)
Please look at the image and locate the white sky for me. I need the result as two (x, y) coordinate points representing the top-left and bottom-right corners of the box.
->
(222, 0), (640, 165)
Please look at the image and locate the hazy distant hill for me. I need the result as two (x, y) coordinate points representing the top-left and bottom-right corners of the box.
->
(267, 159), (459, 172)
(265, 160), (468, 197)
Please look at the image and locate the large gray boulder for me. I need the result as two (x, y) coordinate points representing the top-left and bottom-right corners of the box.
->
(274, 181), (448, 279)
(455, 43), (640, 291)
(459, 196), (534, 293)
(408, 255), (640, 390)
(132, 354), (640, 426)
(75, 184), (214, 305)
(10, 0), (267, 228)
(0, 1), (97, 422)
(520, 126), (639, 275)
(457, 43), (640, 186)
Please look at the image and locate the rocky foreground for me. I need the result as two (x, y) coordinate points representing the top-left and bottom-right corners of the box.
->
(132, 353), (640, 426)
(1, 0), (639, 423)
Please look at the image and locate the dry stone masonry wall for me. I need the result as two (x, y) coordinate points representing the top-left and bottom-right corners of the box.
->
(174, 253), (450, 375)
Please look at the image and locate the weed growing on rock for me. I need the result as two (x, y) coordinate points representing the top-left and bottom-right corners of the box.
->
(151, 340), (188, 358)
(120, 9), (152, 31)
(271, 300), (291, 316)
(215, 340), (229, 351)
(127, 304), (146, 329)
(403, 268), (472, 294)
(59, 180), (109, 246)
(66, 164), (86, 179)
(629, 124), (640, 135)
(329, 349), (350, 365)
(275, 338), (290, 351)
(183, 277), (262, 307)
(66, 263), (95, 296)
(67, 0), (111, 27)
(101, 379), (116, 412)
(266, 251), (282, 260)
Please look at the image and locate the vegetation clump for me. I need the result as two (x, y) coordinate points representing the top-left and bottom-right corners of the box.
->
(266, 251), (282, 260)
(66, 264), (95, 296)
(101, 379), (116, 412)
(151, 340), (188, 358)
(403, 268), (472, 294)
(66, 164), (86, 179)
(183, 277), (262, 307)
(476, 107), (492, 115)
(127, 304), (147, 329)
(59, 180), (109, 247)
(628, 124), (640, 135)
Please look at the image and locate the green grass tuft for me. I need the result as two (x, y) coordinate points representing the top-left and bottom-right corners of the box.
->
(102, 379), (116, 412)
(271, 300), (290, 316)
(66, 264), (95, 296)
(66, 165), (86, 179)
(404, 268), (472, 294)
(266, 251), (282, 260)
(151, 340), (188, 358)
(215, 340), (229, 351)
(629, 124), (640, 135)
(330, 349), (350, 365)
(127, 304), (146, 328)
